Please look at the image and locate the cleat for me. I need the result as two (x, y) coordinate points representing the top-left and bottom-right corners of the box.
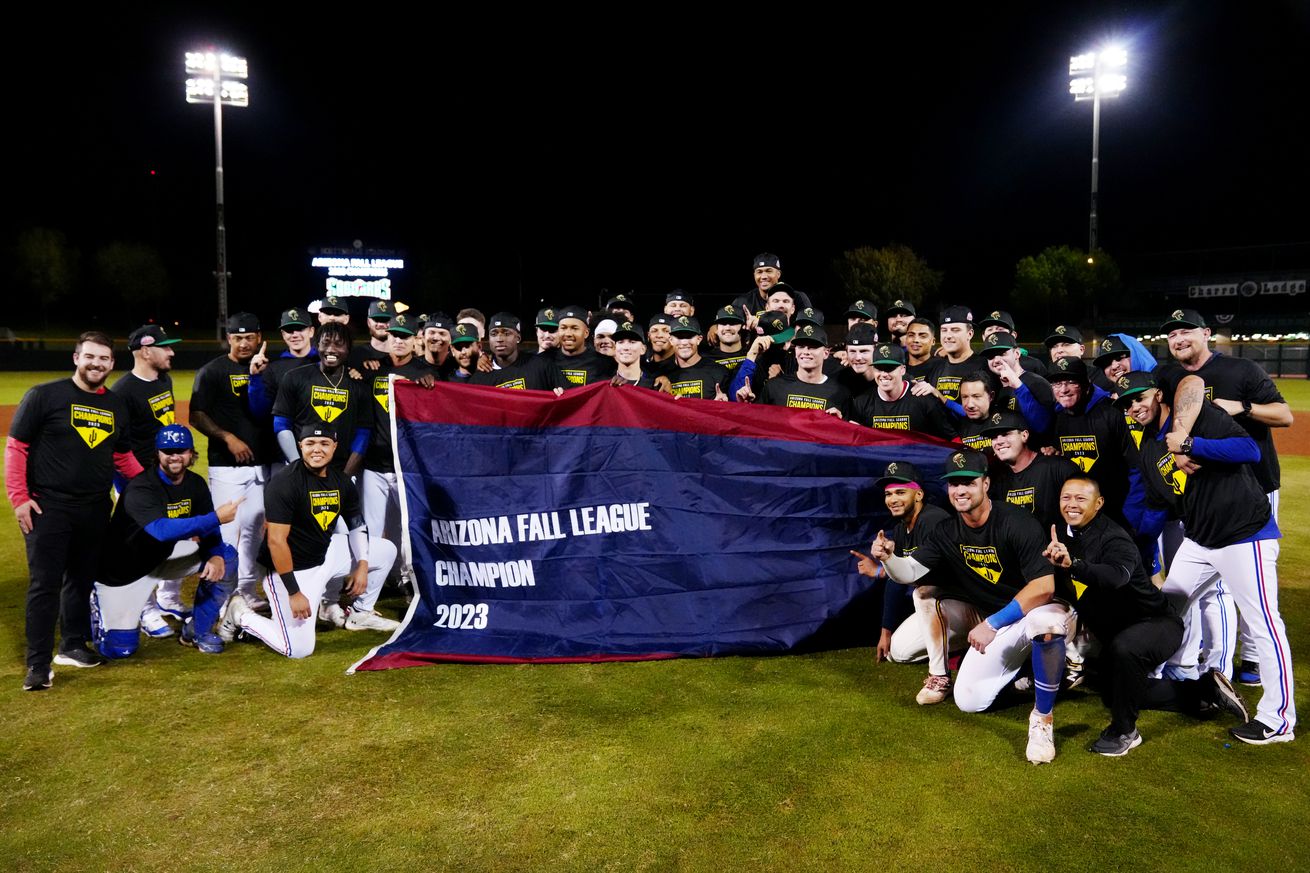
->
(1026, 709), (1057, 764)
(1088, 728), (1142, 757)
(218, 594), (251, 643)
(1237, 661), (1261, 687)
(1229, 720), (1295, 746)
(915, 673), (952, 706)
(179, 621), (224, 654)
(22, 666), (54, 691)
(344, 608), (400, 632)
(1013, 675), (1033, 693)
(140, 607), (175, 639)
(1063, 657), (1085, 690)
(53, 647), (106, 668)
(318, 603), (347, 629)
(1207, 669), (1249, 723)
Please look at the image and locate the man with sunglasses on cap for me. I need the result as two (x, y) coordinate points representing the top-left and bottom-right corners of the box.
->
(849, 342), (956, 439)
(220, 424), (399, 657)
(316, 295), (350, 325)
(470, 312), (565, 391)
(869, 449), (1071, 764)
(91, 424), (241, 658)
(666, 317), (731, 400)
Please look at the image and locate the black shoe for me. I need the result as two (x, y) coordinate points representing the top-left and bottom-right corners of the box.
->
(1229, 719), (1295, 745)
(22, 666), (53, 691)
(1206, 669), (1249, 722)
(1089, 728), (1143, 757)
(1237, 661), (1262, 687)
(53, 647), (106, 668)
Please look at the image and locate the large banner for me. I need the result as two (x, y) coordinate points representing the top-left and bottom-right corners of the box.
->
(351, 381), (954, 671)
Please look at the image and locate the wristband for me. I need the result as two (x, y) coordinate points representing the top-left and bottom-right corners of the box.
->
(985, 597), (1025, 631)
(280, 570), (300, 596)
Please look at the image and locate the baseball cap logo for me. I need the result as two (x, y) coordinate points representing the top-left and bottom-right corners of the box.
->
(879, 345), (891, 357)
(1172, 309), (1184, 320)
(289, 309), (299, 319)
(803, 325), (814, 337)
(887, 462), (899, 476)
(1101, 339), (1112, 352)
(621, 322), (633, 331)
(140, 335), (156, 346)
(616, 295), (628, 302)
(456, 324), (471, 336)
(1057, 358), (1070, 370)
(803, 308), (815, 317)
(991, 412), (1002, 424)
(986, 334), (999, 345)
(893, 300), (904, 307)
(1055, 325), (1066, 335)
(1118, 375), (1131, 390)
(952, 453), (966, 469)
(545, 309), (554, 320)
(378, 301), (388, 311)
(855, 300), (866, 309)
(395, 315), (407, 325)
(678, 316), (690, 326)
(990, 311), (1001, 319)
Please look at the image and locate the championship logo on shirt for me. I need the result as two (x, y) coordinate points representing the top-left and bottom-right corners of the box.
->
(309, 489), (342, 532)
(497, 377), (527, 390)
(935, 375), (962, 400)
(229, 374), (250, 396)
(785, 394), (828, 410)
(1204, 385), (1214, 402)
(1125, 414), (1144, 449)
(961, 433), (993, 452)
(166, 499), (193, 519)
(1069, 575), (1088, 600)
(148, 390), (176, 425)
(670, 379), (707, 399)
(716, 355), (746, 372)
(69, 404), (115, 448)
(1058, 434), (1099, 473)
(870, 415), (911, 430)
(1155, 452), (1187, 496)
(373, 375), (390, 412)
(1005, 487), (1036, 512)
(561, 369), (587, 386)
(959, 544), (1002, 584)
(311, 385), (350, 423)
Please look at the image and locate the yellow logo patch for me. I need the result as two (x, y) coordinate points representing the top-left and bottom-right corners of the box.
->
(960, 544), (1003, 584)
(1156, 453), (1187, 496)
(309, 489), (342, 532)
(1006, 487), (1036, 512)
(166, 499), (193, 519)
(70, 404), (115, 448)
(148, 390), (176, 425)
(1058, 435), (1099, 473)
(670, 379), (707, 399)
(310, 385), (350, 423)
(373, 375), (390, 412)
(785, 394), (828, 410)
(870, 415), (911, 430)
(1071, 577), (1088, 600)
(229, 374), (250, 396)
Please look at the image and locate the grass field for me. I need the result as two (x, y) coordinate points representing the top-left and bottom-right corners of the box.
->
(0, 371), (1307, 871)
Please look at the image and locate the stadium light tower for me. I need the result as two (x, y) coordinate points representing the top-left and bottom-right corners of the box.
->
(185, 49), (249, 341)
(1069, 44), (1127, 260)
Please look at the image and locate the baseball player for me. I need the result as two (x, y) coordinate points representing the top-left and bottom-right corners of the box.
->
(220, 425), (399, 658)
(642, 314), (678, 379)
(272, 323), (371, 475)
(667, 317), (731, 400)
(883, 299), (916, 343)
(447, 323), (481, 381)
(848, 342), (957, 439)
(91, 425), (240, 657)
(316, 295), (350, 325)
(975, 311), (1046, 376)
(730, 253), (812, 328)
(190, 312), (273, 610)
(469, 312), (565, 391)
(902, 317), (939, 384)
(871, 449), (1071, 764)
(10, 331), (144, 690)
(609, 321), (663, 388)
(1121, 371), (1295, 744)
(703, 306), (750, 374)
(534, 308), (559, 354)
(983, 410), (1079, 529)
(737, 324), (849, 414)
(844, 300), (878, 337)
(247, 308), (318, 421)
(1043, 356), (1133, 524)
(552, 306), (618, 387)
(421, 312), (458, 378)
(928, 306), (977, 402)
(664, 291), (695, 319)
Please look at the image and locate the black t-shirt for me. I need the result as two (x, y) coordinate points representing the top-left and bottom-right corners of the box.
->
(1155, 353), (1285, 491)
(111, 372), (177, 469)
(263, 352), (317, 409)
(554, 349), (619, 388)
(905, 357), (941, 385)
(259, 460), (363, 572)
(730, 288), (813, 319)
(469, 353), (565, 391)
(851, 384), (957, 439)
(911, 501), (1053, 612)
(641, 352), (679, 379)
(1056, 513), (1173, 640)
(989, 454), (1080, 529)
(931, 356), (978, 402)
(1053, 391), (1132, 519)
(191, 355), (271, 467)
(366, 357), (434, 473)
(100, 468), (219, 585)
(758, 374), (850, 413)
(272, 365), (371, 469)
(667, 359), (732, 400)
(348, 344), (388, 370)
(10, 378), (132, 502)
(956, 417), (994, 454)
(704, 345), (749, 373)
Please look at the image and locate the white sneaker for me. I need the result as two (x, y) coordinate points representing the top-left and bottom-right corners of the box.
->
(155, 592), (191, 620)
(140, 606), (174, 639)
(318, 603), (347, 628)
(1026, 709), (1056, 765)
(344, 608), (400, 632)
(916, 674), (952, 706)
(218, 594), (250, 643)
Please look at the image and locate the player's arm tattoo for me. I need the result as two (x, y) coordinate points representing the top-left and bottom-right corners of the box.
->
(189, 409), (228, 440)
(1170, 375), (1205, 433)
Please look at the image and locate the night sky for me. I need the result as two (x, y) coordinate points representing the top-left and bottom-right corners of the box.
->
(12, 2), (1310, 329)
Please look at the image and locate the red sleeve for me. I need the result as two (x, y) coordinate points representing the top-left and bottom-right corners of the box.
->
(114, 450), (145, 479)
(6, 437), (30, 506)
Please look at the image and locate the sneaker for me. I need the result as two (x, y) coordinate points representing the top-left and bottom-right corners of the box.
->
(53, 647), (106, 668)
(1206, 669), (1249, 723)
(1013, 675), (1033, 693)
(1237, 661), (1261, 687)
(155, 593), (192, 620)
(344, 608), (400, 632)
(22, 666), (53, 691)
(1229, 719), (1295, 745)
(1088, 728), (1142, 757)
(318, 602), (347, 629)
(1026, 709), (1057, 764)
(140, 606), (175, 639)
(218, 594), (250, 643)
(916, 673), (952, 705)
(179, 621), (224, 654)
(1064, 657), (1086, 690)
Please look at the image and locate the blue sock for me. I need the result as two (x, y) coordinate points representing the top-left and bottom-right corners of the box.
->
(1031, 635), (1066, 716)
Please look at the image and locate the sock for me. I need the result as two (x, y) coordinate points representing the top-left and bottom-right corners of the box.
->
(1031, 634), (1066, 716)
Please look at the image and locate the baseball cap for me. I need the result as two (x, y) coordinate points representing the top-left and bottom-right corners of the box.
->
(845, 300), (877, 320)
(128, 324), (181, 350)
(299, 424), (337, 441)
(155, 424), (194, 451)
(980, 330), (1018, 357)
(1044, 325), (1084, 347)
(669, 316), (703, 337)
(758, 311), (795, 343)
(976, 310), (1016, 332)
(450, 323), (480, 346)
(1093, 335), (1132, 368)
(1113, 371), (1157, 406)
(605, 294), (634, 313)
(367, 299), (394, 320)
(714, 305), (745, 325)
(941, 449), (989, 480)
(225, 312), (260, 334)
(873, 342), (906, 366)
(875, 460), (923, 491)
(1047, 355), (1090, 383)
(593, 318), (619, 336)
(791, 323), (828, 347)
(979, 410), (1031, 437)
(1161, 308), (1206, 332)
(648, 314), (673, 330)
(423, 312), (453, 332)
(753, 253), (781, 270)
(845, 323), (878, 346)
(665, 290), (695, 305)
(279, 308), (312, 330)
(766, 282), (799, 303)
(795, 307), (825, 327)
(556, 305), (588, 325)
(387, 314), (417, 336)
(612, 321), (645, 342)
(534, 307), (559, 329)
(885, 299), (916, 317)
(488, 312), (522, 334)
(940, 305), (973, 326)
(319, 296), (348, 315)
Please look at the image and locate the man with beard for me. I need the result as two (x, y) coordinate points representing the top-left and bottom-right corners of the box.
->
(470, 313), (565, 391)
(884, 300), (917, 344)
(422, 312), (458, 379)
(1093, 335), (1134, 387)
(664, 291), (695, 319)
(316, 295), (350, 326)
(350, 298), (394, 368)
(983, 410), (1079, 529)
(11, 331), (143, 689)
(272, 323), (371, 477)
(191, 313), (273, 611)
(552, 305), (618, 387)
(704, 306), (750, 373)
(849, 342), (956, 439)
(666, 317), (731, 400)
(534, 308), (560, 354)
(448, 324), (481, 381)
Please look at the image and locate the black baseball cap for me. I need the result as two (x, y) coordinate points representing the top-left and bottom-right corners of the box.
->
(387, 314), (417, 336)
(791, 323), (828, 347)
(940, 305), (973, 326)
(612, 321), (645, 342)
(225, 313), (260, 334)
(299, 424), (337, 441)
(488, 312), (522, 333)
(980, 330), (1018, 357)
(1093, 335), (1132, 367)
(128, 324), (181, 350)
(1113, 371), (1157, 406)
(753, 253), (781, 270)
(423, 312), (453, 332)
(279, 308), (312, 330)
(669, 316), (703, 336)
(714, 305), (745, 325)
(450, 323), (480, 346)
(1162, 308), (1207, 332)
(845, 300), (877, 320)
(875, 460), (923, 491)
(758, 311), (795, 342)
(1047, 355), (1090, 383)
(873, 342), (906, 366)
(556, 305), (588, 325)
(977, 310), (1016, 332)
(1044, 325), (1084, 347)
(367, 299), (394, 320)
(885, 299), (916, 317)
(605, 294), (634, 312)
(979, 410), (1031, 437)
(534, 308), (559, 329)
(319, 296), (348, 315)
(766, 282), (799, 303)
(795, 307), (825, 327)
(648, 314), (673, 330)
(845, 323), (878, 346)
(941, 449), (989, 480)
(666, 290), (694, 305)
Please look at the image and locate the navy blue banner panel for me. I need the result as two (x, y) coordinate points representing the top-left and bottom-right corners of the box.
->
(351, 382), (954, 670)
